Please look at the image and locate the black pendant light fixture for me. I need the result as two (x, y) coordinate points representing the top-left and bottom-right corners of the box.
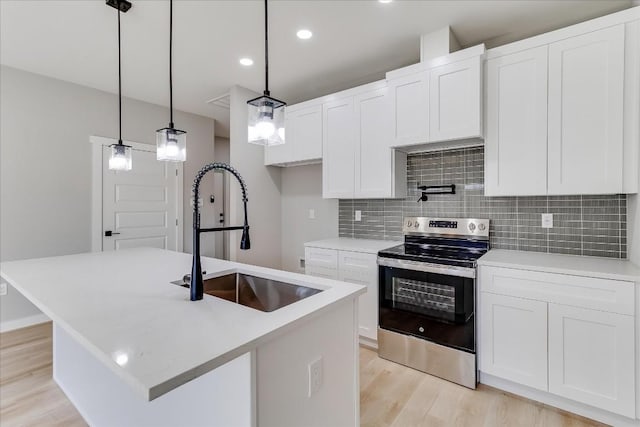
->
(156, 0), (186, 162)
(107, 0), (133, 171)
(247, 0), (286, 146)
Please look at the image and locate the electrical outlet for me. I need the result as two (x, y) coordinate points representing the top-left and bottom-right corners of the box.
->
(0, 281), (7, 296)
(355, 210), (362, 221)
(309, 209), (315, 219)
(299, 257), (306, 270)
(541, 213), (553, 228)
(308, 357), (323, 397)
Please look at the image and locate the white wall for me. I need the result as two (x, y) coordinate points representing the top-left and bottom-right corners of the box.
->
(228, 86), (283, 269)
(280, 165), (338, 273)
(0, 66), (215, 325)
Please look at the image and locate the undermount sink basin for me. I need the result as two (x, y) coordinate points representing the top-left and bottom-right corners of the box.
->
(172, 273), (323, 312)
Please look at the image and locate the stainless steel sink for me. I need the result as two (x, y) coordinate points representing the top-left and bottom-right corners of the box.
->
(171, 273), (322, 312)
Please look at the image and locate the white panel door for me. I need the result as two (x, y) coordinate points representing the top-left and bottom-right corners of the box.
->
(322, 97), (355, 198)
(337, 251), (378, 341)
(479, 292), (548, 391)
(387, 71), (429, 147)
(102, 147), (179, 251)
(291, 104), (322, 162)
(354, 87), (393, 198)
(547, 25), (625, 195)
(548, 303), (636, 418)
(429, 57), (482, 142)
(485, 46), (548, 196)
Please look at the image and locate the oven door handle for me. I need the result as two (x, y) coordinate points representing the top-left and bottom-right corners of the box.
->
(377, 257), (476, 279)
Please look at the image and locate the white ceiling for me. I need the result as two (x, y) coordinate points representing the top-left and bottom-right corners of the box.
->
(1, 0), (633, 137)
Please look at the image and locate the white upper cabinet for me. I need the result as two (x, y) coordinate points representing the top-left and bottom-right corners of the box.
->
(429, 56), (483, 142)
(386, 45), (485, 150)
(322, 97), (356, 198)
(485, 16), (639, 197)
(265, 103), (323, 166)
(322, 84), (407, 199)
(387, 70), (429, 147)
(547, 25), (625, 195)
(485, 46), (549, 196)
(354, 87), (406, 198)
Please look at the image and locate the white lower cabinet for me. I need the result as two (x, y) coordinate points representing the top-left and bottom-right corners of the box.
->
(479, 265), (637, 419)
(548, 303), (636, 418)
(480, 293), (548, 391)
(305, 247), (378, 343)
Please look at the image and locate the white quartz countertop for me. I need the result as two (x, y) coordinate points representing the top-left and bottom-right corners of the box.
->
(478, 249), (640, 282)
(304, 237), (402, 254)
(0, 248), (365, 401)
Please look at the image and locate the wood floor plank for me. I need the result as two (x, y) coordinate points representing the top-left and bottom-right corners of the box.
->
(0, 324), (609, 427)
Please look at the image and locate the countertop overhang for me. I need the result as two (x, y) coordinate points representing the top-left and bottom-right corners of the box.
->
(0, 248), (365, 401)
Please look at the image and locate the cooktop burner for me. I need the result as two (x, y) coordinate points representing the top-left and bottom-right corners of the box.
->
(378, 217), (490, 268)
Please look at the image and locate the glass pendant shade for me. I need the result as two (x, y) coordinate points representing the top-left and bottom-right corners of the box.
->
(156, 127), (186, 161)
(247, 95), (286, 146)
(109, 143), (132, 171)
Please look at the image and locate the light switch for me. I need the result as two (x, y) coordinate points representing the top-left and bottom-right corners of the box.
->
(309, 209), (315, 219)
(541, 213), (553, 228)
(355, 210), (362, 221)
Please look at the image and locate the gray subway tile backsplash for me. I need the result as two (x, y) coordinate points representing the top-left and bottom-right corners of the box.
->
(338, 147), (627, 259)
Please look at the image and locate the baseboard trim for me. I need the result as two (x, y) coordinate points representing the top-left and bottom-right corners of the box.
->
(480, 372), (640, 427)
(0, 313), (50, 333)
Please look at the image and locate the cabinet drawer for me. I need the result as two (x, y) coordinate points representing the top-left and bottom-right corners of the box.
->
(480, 266), (634, 315)
(338, 251), (377, 272)
(304, 247), (338, 269)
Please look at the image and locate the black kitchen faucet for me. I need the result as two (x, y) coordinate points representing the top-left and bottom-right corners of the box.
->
(190, 163), (250, 301)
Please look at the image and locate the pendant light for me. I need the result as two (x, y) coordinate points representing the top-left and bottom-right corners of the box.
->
(247, 0), (286, 146)
(107, 0), (133, 171)
(156, 0), (186, 162)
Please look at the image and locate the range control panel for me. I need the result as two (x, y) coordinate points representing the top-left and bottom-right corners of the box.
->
(403, 217), (490, 237)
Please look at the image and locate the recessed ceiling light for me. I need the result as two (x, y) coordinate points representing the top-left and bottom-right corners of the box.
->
(239, 57), (254, 66)
(379, 0), (393, 3)
(296, 29), (313, 40)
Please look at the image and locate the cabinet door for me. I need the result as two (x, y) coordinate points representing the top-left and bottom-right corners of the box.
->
(322, 98), (355, 198)
(264, 112), (294, 165)
(479, 292), (548, 391)
(485, 47), (548, 196)
(429, 57), (482, 142)
(387, 71), (429, 147)
(548, 304), (635, 418)
(354, 88), (393, 198)
(547, 25), (625, 195)
(337, 251), (378, 341)
(290, 105), (322, 162)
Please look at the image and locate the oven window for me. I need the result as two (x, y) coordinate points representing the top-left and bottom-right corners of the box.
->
(390, 277), (455, 316)
(379, 266), (474, 324)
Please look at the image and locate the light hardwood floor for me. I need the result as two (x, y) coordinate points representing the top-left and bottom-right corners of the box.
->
(1, 323), (607, 427)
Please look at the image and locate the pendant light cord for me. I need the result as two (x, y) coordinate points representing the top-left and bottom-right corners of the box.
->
(169, 0), (174, 128)
(264, 0), (269, 96)
(117, 0), (123, 145)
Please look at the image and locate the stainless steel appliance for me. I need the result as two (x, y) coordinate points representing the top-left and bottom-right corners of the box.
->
(377, 217), (490, 389)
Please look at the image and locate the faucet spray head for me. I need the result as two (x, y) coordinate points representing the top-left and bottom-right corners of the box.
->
(240, 226), (251, 250)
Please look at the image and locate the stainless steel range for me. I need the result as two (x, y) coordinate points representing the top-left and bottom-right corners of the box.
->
(377, 217), (490, 389)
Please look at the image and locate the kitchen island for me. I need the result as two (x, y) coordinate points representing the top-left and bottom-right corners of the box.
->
(0, 248), (365, 427)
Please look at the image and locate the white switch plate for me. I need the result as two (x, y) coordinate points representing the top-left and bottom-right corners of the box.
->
(308, 209), (315, 219)
(541, 213), (553, 228)
(308, 357), (323, 397)
(355, 210), (362, 221)
(0, 281), (7, 296)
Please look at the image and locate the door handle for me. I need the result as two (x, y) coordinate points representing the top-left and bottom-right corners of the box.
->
(104, 230), (121, 237)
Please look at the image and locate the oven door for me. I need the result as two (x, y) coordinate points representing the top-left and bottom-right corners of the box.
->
(378, 257), (475, 353)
